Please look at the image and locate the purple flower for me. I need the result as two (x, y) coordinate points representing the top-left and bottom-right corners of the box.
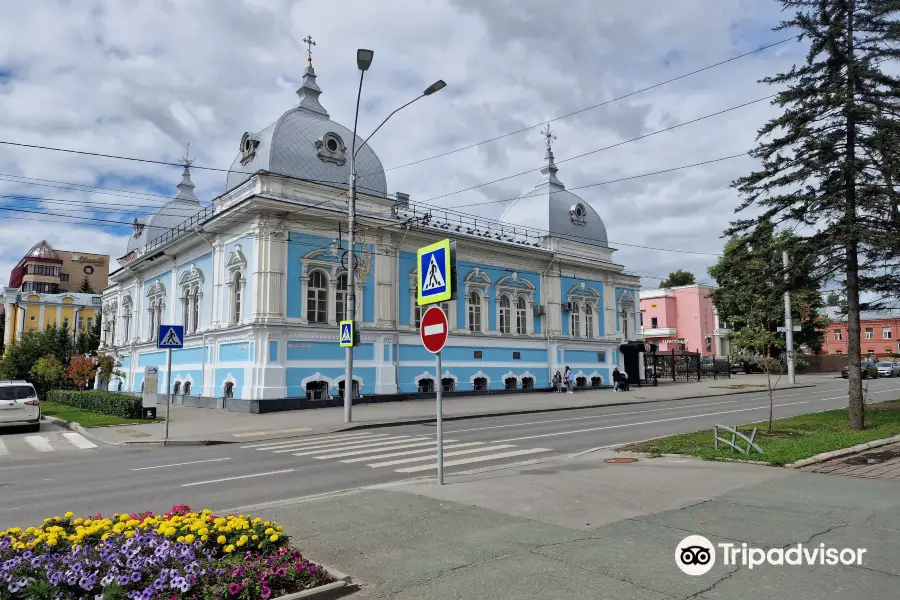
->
(228, 582), (243, 595)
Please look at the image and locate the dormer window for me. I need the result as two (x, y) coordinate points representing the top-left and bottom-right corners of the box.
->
(132, 218), (145, 238)
(240, 132), (261, 165)
(316, 132), (347, 166)
(570, 203), (587, 226)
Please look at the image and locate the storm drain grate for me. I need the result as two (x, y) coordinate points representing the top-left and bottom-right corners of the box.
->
(604, 457), (638, 464)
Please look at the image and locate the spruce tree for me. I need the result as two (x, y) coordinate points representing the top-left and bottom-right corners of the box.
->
(728, 0), (900, 430)
(78, 275), (94, 293)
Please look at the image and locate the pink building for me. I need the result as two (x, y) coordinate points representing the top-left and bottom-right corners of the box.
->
(639, 285), (731, 356)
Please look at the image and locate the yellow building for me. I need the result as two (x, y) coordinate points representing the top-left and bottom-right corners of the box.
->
(2, 241), (106, 348)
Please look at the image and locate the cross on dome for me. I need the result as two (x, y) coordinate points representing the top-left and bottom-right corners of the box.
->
(181, 141), (193, 169)
(303, 35), (316, 67)
(540, 124), (556, 153)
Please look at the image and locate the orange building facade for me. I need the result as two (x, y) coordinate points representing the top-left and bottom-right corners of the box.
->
(820, 307), (900, 357)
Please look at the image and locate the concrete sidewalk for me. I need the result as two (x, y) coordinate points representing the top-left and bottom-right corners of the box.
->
(254, 450), (899, 600)
(85, 374), (822, 446)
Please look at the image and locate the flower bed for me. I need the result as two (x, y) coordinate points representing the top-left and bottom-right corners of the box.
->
(0, 505), (334, 599)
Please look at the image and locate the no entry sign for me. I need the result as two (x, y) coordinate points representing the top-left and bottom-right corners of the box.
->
(420, 306), (449, 354)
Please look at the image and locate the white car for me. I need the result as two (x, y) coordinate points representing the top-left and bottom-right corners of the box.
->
(0, 380), (41, 432)
(874, 362), (900, 378)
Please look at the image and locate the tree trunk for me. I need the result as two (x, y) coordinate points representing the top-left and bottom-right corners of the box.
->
(845, 3), (865, 430)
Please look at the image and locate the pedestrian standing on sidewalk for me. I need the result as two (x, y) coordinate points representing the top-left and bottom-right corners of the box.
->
(553, 371), (563, 393)
(565, 365), (574, 393)
(613, 367), (622, 392)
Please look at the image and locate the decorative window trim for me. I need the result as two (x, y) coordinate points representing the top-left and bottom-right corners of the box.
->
(305, 268), (331, 324)
(469, 370), (491, 387)
(300, 372), (335, 391)
(315, 132), (348, 166)
(333, 374), (364, 393)
(413, 371), (437, 388)
(240, 132), (261, 165)
(439, 371), (458, 387)
(570, 203), (587, 226)
(222, 373), (238, 393)
(466, 288), (487, 333)
(587, 371), (604, 385)
(146, 279), (166, 341)
(179, 264), (205, 287)
(501, 370), (521, 387)
(496, 273), (535, 335)
(566, 282), (602, 339)
(301, 243), (367, 325)
(226, 247), (247, 326)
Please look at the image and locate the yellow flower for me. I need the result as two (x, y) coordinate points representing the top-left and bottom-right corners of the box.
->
(199, 528), (209, 536)
(224, 544), (235, 553)
(184, 534), (195, 544)
(47, 538), (58, 547)
(217, 535), (226, 544)
(264, 528), (274, 535)
(201, 535), (208, 542)
(236, 539), (245, 547)
(176, 536), (184, 543)
(269, 534), (279, 543)
(252, 535), (258, 541)
(124, 531), (135, 539)
(276, 526), (284, 533)
(166, 527), (177, 537)
(64, 512), (74, 519)
(258, 543), (263, 549)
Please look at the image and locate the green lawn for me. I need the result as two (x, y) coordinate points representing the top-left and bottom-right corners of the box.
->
(621, 399), (900, 466)
(41, 402), (161, 427)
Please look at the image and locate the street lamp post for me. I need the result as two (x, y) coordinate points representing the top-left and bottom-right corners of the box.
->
(343, 48), (445, 423)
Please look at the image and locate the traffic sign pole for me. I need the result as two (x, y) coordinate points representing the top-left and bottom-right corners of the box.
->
(436, 349), (443, 485)
(165, 347), (172, 441)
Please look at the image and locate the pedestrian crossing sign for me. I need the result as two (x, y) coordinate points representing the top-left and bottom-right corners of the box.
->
(417, 238), (456, 306)
(157, 325), (184, 349)
(339, 320), (354, 348)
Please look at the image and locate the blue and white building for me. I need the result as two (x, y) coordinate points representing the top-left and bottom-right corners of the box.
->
(101, 58), (641, 400)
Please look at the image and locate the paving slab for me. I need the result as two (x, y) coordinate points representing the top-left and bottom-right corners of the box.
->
(800, 441), (900, 480)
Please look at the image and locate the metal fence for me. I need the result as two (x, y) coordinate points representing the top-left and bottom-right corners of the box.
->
(644, 350), (731, 385)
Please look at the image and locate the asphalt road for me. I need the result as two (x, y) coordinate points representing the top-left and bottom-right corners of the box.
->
(2, 376), (898, 528)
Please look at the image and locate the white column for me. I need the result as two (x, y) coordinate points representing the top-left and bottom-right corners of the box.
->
(38, 305), (46, 330)
(169, 258), (178, 326)
(250, 218), (287, 323)
(211, 238), (224, 329)
(374, 233), (397, 329)
(3, 302), (13, 346)
(55, 305), (61, 326)
(542, 268), (562, 335)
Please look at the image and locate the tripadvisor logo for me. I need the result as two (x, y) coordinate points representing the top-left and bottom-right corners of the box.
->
(675, 535), (867, 575)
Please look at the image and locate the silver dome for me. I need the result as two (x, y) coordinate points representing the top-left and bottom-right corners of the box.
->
(225, 65), (387, 197)
(127, 163), (202, 254)
(499, 144), (608, 247)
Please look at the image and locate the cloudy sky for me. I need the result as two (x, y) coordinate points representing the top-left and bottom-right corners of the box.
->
(0, 0), (806, 289)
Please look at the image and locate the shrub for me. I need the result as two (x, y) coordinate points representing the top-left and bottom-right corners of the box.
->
(47, 390), (142, 419)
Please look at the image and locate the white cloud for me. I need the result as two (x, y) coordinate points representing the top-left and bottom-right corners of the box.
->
(0, 0), (807, 288)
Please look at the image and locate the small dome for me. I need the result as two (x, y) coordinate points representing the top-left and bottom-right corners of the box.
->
(225, 65), (387, 197)
(499, 131), (607, 247)
(127, 158), (202, 254)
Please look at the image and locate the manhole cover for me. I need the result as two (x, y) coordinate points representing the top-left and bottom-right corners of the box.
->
(604, 458), (638, 464)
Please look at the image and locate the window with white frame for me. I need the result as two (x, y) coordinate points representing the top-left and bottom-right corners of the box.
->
(414, 302), (450, 329)
(307, 270), (328, 323)
(179, 264), (204, 334)
(335, 273), (348, 321)
(516, 297), (527, 335)
(225, 244), (247, 326)
(834, 329), (842, 341)
(468, 291), (482, 332)
(231, 271), (243, 325)
(570, 303), (581, 337)
(122, 298), (132, 343)
(883, 328), (892, 340)
(145, 280), (165, 341)
(622, 307), (629, 339)
(865, 327), (873, 340)
(499, 296), (511, 334)
(584, 303), (593, 338)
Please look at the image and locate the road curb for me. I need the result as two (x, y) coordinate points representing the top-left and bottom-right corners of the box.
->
(786, 433), (900, 469)
(41, 415), (93, 438)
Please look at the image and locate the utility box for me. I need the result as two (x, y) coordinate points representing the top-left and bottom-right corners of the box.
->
(142, 406), (157, 420)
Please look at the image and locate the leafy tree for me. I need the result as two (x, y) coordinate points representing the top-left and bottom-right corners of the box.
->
(709, 221), (829, 354)
(78, 276), (95, 293)
(659, 269), (696, 288)
(29, 355), (65, 398)
(95, 353), (124, 388)
(67, 355), (96, 389)
(727, 0), (900, 430)
(0, 316), (5, 355)
(0, 326), (68, 381)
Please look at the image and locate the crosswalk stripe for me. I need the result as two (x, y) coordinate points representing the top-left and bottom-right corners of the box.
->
(312, 439), (458, 460)
(24, 436), (54, 452)
(0, 439), (7, 456)
(340, 442), (486, 464)
(252, 434), (394, 453)
(368, 444), (518, 468)
(269, 434), (403, 454)
(291, 436), (431, 457)
(241, 432), (379, 450)
(393, 448), (553, 473)
(62, 432), (98, 449)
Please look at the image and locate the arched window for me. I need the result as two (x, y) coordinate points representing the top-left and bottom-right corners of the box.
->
(183, 381), (192, 395)
(622, 308), (629, 339)
(468, 291), (482, 332)
(570, 303), (581, 338)
(415, 302), (450, 329)
(499, 296), (511, 334)
(223, 381), (235, 399)
(584, 304), (594, 338)
(522, 376), (534, 389)
(591, 376), (602, 388)
(441, 378), (456, 392)
(576, 376), (587, 388)
(335, 273), (348, 322)
(231, 271), (243, 324)
(418, 378), (435, 393)
(307, 271), (328, 323)
(473, 377), (488, 391)
(181, 290), (190, 331)
(306, 381), (328, 400)
(191, 286), (200, 333)
(338, 380), (360, 398)
(172, 381), (181, 396)
(504, 376), (517, 390)
(516, 297), (527, 335)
